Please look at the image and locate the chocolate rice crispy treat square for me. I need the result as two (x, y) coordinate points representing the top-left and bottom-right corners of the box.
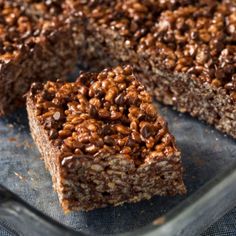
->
(65, 0), (236, 139)
(26, 65), (186, 211)
(0, 0), (77, 115)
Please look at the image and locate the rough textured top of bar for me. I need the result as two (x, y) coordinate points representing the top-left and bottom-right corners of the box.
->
(66, 0), (199, 48)
(0, 0), (65, 62)
(139, 1), (236, 93)
(67, 0), (236, 97)
(29, 65), (178, 166)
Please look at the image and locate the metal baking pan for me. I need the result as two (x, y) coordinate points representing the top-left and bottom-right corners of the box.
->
(1, 92), (236, 236)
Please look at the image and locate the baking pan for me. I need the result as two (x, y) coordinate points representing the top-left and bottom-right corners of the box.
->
(0, 96), (236, 236)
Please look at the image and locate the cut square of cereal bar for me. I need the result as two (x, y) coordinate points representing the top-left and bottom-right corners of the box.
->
(0, 1), (77, 115)
(27, 65), (186, 211)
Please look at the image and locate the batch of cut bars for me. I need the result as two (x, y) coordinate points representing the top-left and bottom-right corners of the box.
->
(1, 0), (235, 211)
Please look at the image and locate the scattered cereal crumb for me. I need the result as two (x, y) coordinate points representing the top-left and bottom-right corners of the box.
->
(14, 172), (25, 180)
(8, 137), (17, 142)
(153, 216), (166, 225)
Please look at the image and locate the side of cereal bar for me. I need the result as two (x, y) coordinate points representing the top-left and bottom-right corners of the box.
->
(27, 65), (186, 211)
